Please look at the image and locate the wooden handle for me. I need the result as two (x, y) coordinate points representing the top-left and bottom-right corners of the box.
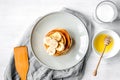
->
(21, 77), (26, 80)
(93, 45), (106, 76)
(20, 73), (27, 80)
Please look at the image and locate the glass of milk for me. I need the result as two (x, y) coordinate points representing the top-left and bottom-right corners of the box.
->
(95, 1), (119, 23)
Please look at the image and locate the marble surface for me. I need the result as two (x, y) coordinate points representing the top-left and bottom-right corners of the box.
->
(0, 0), (120, 80)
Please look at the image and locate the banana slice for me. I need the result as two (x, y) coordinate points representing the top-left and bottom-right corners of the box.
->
(44, 37), (52, 45)
(49, 39), (58, 48)
(51, 32), (61, 41)
(56, 42), (65, 51)
(47, 47), (56, 55)
(60, 38), (64, 43)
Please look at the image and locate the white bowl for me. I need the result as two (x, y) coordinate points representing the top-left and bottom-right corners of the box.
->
(92, 30), (120, 58)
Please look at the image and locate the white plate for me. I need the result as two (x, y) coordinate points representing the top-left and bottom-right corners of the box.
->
(31, 12), (89, 70)
(92, 30), (120, 58)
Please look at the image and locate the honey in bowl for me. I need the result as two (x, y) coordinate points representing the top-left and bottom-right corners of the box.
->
(94, 33), (114, 54)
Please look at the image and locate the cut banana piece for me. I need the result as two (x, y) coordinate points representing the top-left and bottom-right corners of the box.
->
(56, 42), (65, 51)
(60, 38), (64, 43)
(51, 32), (61, 41)
(44, 37), (52, 45)
(47, 47), (56, 55)
(49, 39), (58, 48)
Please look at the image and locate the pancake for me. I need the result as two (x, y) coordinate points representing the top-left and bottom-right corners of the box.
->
(43, 28), (72, 56)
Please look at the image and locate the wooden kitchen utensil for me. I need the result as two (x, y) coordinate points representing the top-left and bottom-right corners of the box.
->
(93, 36), (112, 76)
(14, 46), (29, 80)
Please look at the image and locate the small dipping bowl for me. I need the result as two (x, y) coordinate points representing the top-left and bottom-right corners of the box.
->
(92, 30), (120, 58)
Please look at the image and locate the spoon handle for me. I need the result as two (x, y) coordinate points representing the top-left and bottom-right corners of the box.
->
(93, 45), (106, 76)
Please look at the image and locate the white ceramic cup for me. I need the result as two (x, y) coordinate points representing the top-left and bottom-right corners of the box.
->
(95, 1), (119, 23)
(92, 30), (120, 59)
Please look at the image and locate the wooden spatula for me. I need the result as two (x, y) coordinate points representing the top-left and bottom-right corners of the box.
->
(14, 46), (29, 80)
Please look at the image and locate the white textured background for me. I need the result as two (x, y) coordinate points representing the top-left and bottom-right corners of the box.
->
(1, 0), (120, 80)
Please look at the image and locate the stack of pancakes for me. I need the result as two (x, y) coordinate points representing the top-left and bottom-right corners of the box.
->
(43, 28), (72, 56)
